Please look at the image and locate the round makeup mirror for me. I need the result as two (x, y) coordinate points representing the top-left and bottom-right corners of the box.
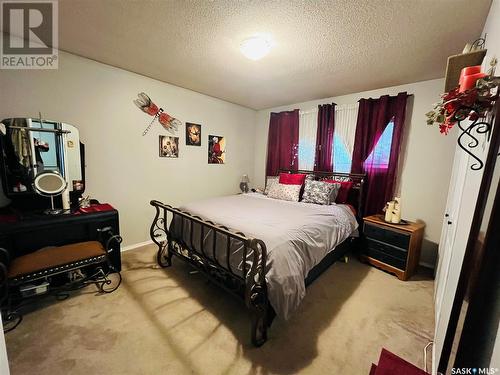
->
(33, 171), (67, 215)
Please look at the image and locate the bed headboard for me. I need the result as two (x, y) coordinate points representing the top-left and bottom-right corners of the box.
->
(278, 170), (366, 220)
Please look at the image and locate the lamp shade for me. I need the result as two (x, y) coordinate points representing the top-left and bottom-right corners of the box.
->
(241, 174), (249, 183)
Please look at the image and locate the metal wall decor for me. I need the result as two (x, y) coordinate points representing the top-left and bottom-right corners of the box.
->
(133, 92), (181, 136)
(454, 107), (494, 171)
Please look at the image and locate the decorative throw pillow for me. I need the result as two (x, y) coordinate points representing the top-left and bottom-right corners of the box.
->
(301, 179), (339, 205)
(264, 176), (279, 195)
(267, 182), (301, 202)
(279, 173), (307, 185)
(324, 180), (353, 204)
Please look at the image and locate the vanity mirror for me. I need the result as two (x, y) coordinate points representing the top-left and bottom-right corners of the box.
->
(0, 118), (85, 210)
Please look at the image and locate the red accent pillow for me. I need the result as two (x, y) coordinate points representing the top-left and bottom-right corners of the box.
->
(324, 180), (353, 204)
(279, 173), (307, 185)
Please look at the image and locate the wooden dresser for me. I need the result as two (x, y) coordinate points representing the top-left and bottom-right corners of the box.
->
(361, 214), (425, 281)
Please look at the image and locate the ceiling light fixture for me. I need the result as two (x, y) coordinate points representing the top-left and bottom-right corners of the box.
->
(240, 36), (272, 61)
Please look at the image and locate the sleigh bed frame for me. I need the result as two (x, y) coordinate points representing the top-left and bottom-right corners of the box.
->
(149, 170), (365, 346)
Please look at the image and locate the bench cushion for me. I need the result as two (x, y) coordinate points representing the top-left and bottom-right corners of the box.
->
(8, 241), (106, 279)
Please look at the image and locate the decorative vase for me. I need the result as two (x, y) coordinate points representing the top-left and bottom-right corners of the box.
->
(391, 197), (402, 224)
(240, 174), (249, 193)
(385, 201), (395, 222)
(240, 182), (249, 193)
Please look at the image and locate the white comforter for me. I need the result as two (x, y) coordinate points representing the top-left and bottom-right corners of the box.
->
(177, 193), (358, 319)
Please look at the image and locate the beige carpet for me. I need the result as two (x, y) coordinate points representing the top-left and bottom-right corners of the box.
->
(5, 245), (434, 375)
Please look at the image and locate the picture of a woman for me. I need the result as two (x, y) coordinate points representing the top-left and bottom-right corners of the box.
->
(208, 135), (225, 164)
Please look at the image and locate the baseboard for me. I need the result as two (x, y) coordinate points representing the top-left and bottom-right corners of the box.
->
(419, 261), (435, 270)
(121, 240), (154, 252)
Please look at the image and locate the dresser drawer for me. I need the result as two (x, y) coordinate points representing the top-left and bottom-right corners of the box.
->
(364, 238), (408, 262)
(364, 223), (410, 250)
(363, 246), (407, 270)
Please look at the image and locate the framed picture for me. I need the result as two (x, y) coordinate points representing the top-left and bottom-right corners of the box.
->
(208, 135), (225, 164)
(186, 122), (201, 146)
(159, 136), (179, 158)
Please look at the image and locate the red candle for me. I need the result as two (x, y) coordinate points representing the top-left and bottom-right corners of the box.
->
(459, 72), (487, 92)
(459, 66), (482, 85)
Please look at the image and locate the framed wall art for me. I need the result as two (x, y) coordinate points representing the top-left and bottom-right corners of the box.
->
(186, 122), (201, 146)
(159, 135), (179, 158)
(208, 135), (225, 164)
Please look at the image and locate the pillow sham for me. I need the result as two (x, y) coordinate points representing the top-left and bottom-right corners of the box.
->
(279, 173), (307, 186)
(324, 180), (353, 204)
(264, 176), (279, 195)
(301, 179), (339, 205)
(267, 182), (301, 202)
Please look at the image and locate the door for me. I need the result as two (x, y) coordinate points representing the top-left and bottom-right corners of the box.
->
(433, 125), (491, 373)
(434, 144), (467, 311)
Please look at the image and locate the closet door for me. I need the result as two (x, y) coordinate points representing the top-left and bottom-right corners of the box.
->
(433, 124), (491, 373)
(434, 144), (467, 309)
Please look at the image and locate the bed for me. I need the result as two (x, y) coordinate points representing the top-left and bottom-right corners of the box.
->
(149, 170), (365, 346)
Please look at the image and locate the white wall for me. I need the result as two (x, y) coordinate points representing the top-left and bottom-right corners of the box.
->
(253, 79), (457, 266)
(0, 47), (256, 247)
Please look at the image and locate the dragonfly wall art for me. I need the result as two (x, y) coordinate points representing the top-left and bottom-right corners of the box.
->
(133, 92), (181, 136)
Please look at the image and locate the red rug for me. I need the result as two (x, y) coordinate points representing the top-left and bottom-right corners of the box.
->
(372, 348), (429, 375)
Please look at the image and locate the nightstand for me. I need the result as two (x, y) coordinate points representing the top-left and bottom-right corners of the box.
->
(360, 215), (425, 281)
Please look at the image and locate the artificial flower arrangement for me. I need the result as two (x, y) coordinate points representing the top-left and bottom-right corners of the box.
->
(426, 58), (499, 135)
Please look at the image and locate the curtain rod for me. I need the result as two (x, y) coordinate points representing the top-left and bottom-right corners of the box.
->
(296, 93), (415, 115)
(299, 103), (359, 115)
(6, 125), (71, 134)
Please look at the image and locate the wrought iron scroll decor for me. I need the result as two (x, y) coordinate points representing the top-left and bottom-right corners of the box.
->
(453, 106), (493, 171)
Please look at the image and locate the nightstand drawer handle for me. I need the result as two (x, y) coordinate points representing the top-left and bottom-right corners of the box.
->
(447, 221), (452, 225)
(445, 214), (449, 218)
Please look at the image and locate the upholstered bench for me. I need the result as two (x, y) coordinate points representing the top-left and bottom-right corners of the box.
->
(8, 241), (107, 283)
(0, 238), (122, 332)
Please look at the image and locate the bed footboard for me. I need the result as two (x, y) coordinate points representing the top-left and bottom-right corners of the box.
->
(149, 200), (270, 346)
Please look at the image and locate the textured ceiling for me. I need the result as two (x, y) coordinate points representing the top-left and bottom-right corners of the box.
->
(55, 0), (491, 109)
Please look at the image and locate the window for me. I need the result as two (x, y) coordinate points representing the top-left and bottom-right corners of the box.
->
(332, 103), (357, 173)
(364, 120), (394, 169)
(298, 109), (318, 170)
(298, 104), (359, 172)
(332, 134), (352, 173)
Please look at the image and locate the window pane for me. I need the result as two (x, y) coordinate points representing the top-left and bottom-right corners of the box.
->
(333, 134), (352, 173)
(364, 120), (394, 169)
(298, 139), (316, 170)
(298, 110), (318, 170)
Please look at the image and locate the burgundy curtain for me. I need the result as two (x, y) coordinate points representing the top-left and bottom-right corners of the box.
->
(314, 103), (336, 172)
(266, 109), (299, 176)
(351, 92), (408, 215)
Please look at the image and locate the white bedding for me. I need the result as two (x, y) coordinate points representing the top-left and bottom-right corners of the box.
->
(175, 193), (358, 319)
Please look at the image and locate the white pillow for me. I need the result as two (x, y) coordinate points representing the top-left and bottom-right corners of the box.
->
(264, 176), (279, 195)
(267, 182), (301, 202)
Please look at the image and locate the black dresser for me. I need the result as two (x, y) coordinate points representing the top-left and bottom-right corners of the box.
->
(361, 214), (424, 281)
(0, 209), (121, 271)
